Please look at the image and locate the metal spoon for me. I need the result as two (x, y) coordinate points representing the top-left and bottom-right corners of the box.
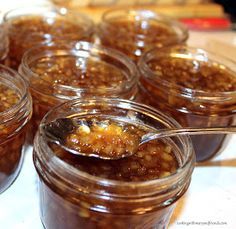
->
(42, 117), (236, 160)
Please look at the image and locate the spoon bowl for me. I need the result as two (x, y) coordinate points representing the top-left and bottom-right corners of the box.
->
(43, 117), (236, 160)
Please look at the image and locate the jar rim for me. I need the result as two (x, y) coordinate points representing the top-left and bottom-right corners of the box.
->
(0, 64), (32, 124)
(3, 4), (94, 39)
(19, 41), (138, 99)
(138, 45), (236, 100)
(35, 98), (195, 193)
(100, 8), (188, 44)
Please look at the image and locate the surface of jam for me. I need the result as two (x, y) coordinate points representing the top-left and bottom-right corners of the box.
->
(148, 57), (236, 92)
(99, 19), (179, 61)
(30, 56), (127, 90)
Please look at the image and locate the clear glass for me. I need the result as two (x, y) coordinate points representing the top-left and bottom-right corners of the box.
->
(138, 45), (236, 162)
(0, 65), (32, 193)
(3, 5), (94, 69)
(33, 98), (195, 229)
(18, 41), (138, 139)
(98, 8), (188, 62)
(0, 24), (8, 64)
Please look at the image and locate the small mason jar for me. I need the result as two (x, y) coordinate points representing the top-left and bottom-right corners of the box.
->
(33, 98), (195, 229)
(0, 65), (32, 193)
(18, 41), (138, 138)
(3, 5), (94, 69)
(138, 45), (236, 162)
(0, 24), (8, 65)
(97, 8), (188, 62)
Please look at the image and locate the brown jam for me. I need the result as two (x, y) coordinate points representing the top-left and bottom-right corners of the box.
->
(52, 118), (178, 182)
(138, 51), (236, 162)
(0, 84), (19, 112)
(33, 98), (194, 229)
(147, 58), (236, 92)
(6, 15), (93, 69)
(0, 84), (27, 193)
(65, 119), (140, 159)
(27, 56), (129, 139)
(99, 14), (186, 62)
(30, 56), (126, 90)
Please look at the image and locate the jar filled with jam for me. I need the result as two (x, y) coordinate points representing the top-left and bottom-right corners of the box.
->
(138, 45), (236, 162)
(97, 9), (188, 62)
(18, 41), (138, 138)
(0, 65), (32, 193)
(3, 5), (94, 69)
(33, 98), (195, 229)
(0, 25), (8, 65)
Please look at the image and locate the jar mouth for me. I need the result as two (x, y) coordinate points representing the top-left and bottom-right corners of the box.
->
(3, 4), (94, 40)
(100, 8), (188, 45)
(36, 98), (195, 193)
(20, 41), (138, 99)
(139, 45), (236, 101)
(0, 64), (32, 125)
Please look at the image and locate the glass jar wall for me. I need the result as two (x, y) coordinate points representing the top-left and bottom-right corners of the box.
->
(18, 41), (138, 138)
(34, 98), (195, 229)
(0, 65), (32, 193)
(0, 25), (8, 65)
(138, 45), (236, 162)
(98, 9), (188, 62)
(3, 5), (94, 69)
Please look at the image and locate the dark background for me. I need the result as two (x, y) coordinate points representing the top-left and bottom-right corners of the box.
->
(214, 0), (236, 18)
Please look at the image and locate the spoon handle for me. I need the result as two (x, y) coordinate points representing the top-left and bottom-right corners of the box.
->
(141, 125), (236, 144)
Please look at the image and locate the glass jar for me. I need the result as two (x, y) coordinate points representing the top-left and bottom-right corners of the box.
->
(33, 98), (195, 229)
(3, 5), (94, 69)
(138, 45), (236, 162)
(0, 65), (32, 193)
(0, 24), (8, 65)
(18, 41), (138, 138)
(97, 9), (188, 62)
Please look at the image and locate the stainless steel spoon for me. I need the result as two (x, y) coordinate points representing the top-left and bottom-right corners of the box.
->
(42, 117), (236, 160)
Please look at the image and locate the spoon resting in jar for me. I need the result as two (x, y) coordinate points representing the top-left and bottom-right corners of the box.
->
(42, 117), (236, 160)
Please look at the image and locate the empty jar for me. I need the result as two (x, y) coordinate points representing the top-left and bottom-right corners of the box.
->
(138, 45), (236, 162)
(33, 98), (195, 229)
